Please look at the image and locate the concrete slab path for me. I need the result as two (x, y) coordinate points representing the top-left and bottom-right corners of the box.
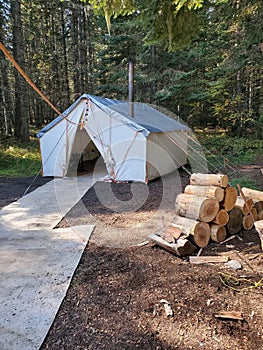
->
(0, 171), (105, 350)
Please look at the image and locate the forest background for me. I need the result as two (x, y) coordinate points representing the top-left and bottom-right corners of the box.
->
(0, 0), (262, 177)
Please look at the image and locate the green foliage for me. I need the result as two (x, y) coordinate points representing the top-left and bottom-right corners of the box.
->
(229, 177), (259, 191)
(197, 131), (263, 171)
(0, 140), (41, 177)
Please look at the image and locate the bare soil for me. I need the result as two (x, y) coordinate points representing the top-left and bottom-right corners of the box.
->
(0, 165), (263, 350)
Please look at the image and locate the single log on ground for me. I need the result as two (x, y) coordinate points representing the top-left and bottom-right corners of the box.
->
(149, 233), (196, 256)
(173, 215), (211, 247)
(235, 196), (254, 215)
(210, 224), (227, 242)
(175, 193), (219, 222)
(212, 209), (229, 225)
(226, 207), (243, 234)
(184, 185), (224, 202)
(190, 173), (228, 188)
(221, 186), (238, 212)
(243, 208), (257, 230)
(242, 187), (263, 202)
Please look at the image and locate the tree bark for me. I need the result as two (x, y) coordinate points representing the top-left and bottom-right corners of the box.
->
(242, 188), (263, 202)
(184, 184), (224, 202)
(190, 173), (228, 188)
(11, 0), (29, 142)
(175, 193), (219, 222)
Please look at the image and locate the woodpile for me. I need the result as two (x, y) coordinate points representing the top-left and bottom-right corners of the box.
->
(150, 173), (263, 256)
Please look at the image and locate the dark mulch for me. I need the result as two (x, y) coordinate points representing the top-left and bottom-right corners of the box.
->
(1, 166), (263, 350)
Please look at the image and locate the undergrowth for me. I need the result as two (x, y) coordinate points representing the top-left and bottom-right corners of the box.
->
(196, 131), (262, 171)
(0, 139), (41, 177)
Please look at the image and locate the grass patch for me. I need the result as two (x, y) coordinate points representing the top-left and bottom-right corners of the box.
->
(0, 140), (41, 177)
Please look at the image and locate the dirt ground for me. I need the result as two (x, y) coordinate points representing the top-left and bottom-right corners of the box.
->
(0, 165), (263, 350)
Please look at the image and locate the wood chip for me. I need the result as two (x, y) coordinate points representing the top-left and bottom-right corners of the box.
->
(189, 255), (229, 264)
(214, 311), (244, 320)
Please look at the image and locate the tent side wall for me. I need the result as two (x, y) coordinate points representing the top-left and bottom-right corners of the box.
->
(146, 131), (189, 180)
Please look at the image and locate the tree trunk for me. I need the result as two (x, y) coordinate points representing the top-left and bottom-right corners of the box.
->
(190, 173), (228, 188)
(184, 184), (224, 201)
(11, 0), (29, 142)
(175, 193), (219, 222)
(226, 207), (243, 234)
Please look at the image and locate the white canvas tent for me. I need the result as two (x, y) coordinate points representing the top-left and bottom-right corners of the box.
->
(37, 94), (190, 183)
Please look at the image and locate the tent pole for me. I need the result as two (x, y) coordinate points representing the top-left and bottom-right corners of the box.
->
(128, 59), (134, 117)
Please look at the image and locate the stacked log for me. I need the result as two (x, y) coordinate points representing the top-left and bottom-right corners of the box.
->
(150, 173), (263, 256)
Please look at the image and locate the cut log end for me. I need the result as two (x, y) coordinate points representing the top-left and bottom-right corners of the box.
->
(221, 186), (238, 212)
(226, 207), (243, 235)
(210, 224), (227, 242)
(192, 222), (211, 248)
(212, 209), (229, 226)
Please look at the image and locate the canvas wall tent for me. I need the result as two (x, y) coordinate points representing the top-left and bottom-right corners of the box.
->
(37, 94), (191, 183)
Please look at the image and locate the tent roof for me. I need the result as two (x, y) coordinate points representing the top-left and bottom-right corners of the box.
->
(37, 94), (189, 138)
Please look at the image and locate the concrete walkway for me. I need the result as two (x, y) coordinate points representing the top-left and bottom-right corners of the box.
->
(0, 171), (105, 350)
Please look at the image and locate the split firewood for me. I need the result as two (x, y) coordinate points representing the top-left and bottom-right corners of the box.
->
(212, 209), (229, 225)
(210, 224), (227, 242)
(214, 311), (244, 321)
(159, 225), (182, 243)
(254, 220), (263, 251)
(221, 186), (238, 212)
(175, 193), (219, 222)
(235, 196), (254, 215)
(173, 215), (211, 248)
(190, 173), (228, 188)
(149, 233), (196, 256)
(184, 184), (224, 202)
(242, 187), (263, 202)
(243, 208), (257, 230)
(226, 207), (243, 234)
(189, 255), (229, 264)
